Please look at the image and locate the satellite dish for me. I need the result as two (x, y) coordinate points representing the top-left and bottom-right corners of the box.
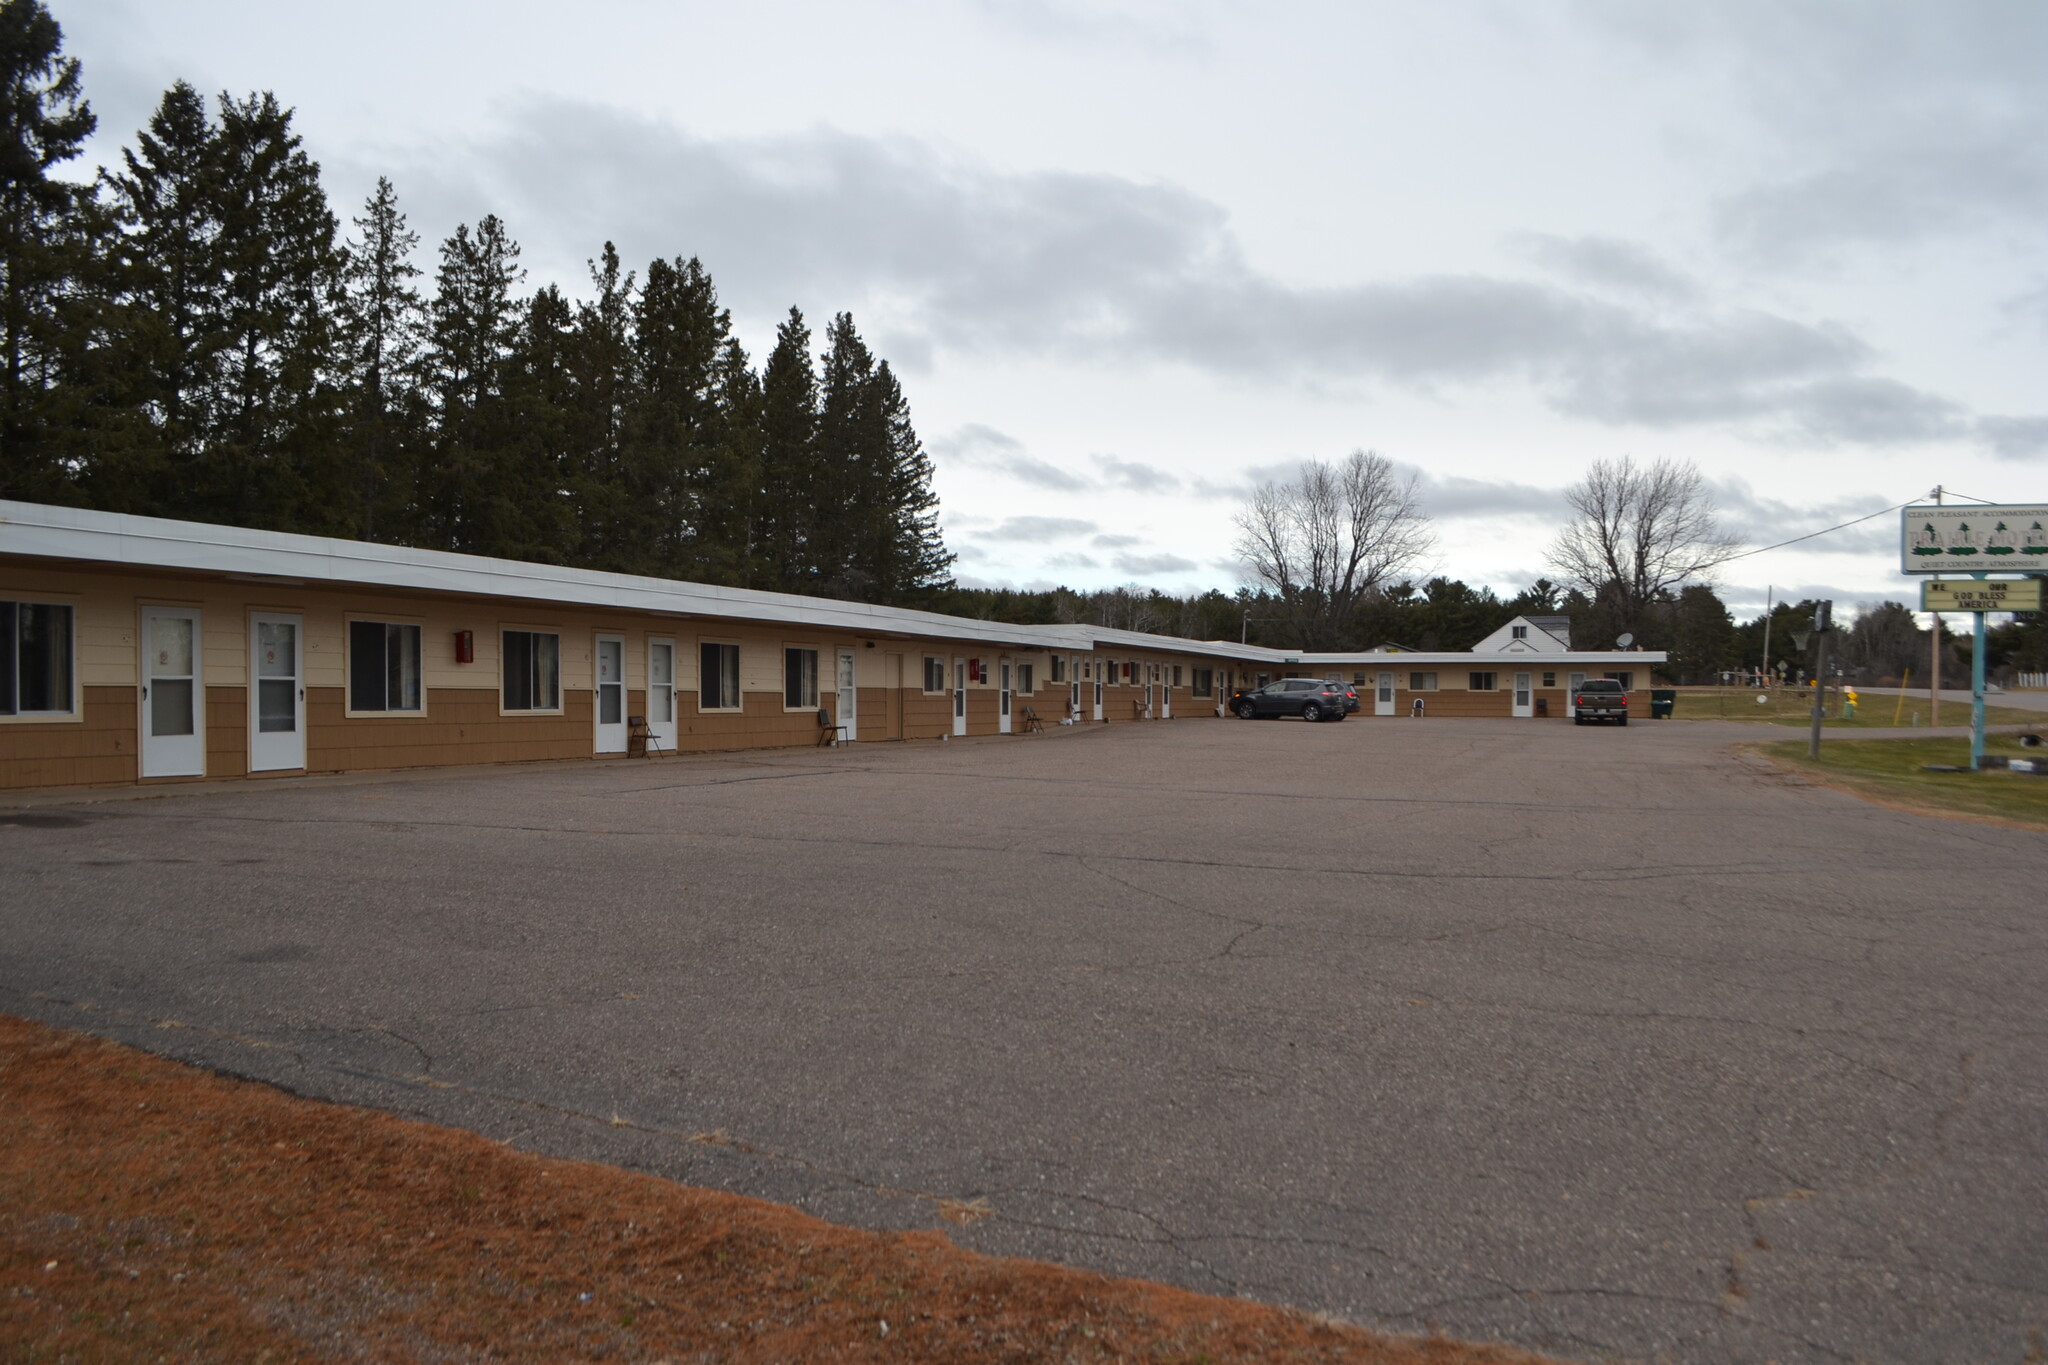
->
(1616, 633), (1635, 649)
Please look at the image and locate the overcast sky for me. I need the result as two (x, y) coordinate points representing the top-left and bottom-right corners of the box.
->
(61, 0), (2048, 620)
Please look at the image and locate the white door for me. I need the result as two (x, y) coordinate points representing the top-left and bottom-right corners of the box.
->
(1513, 670), (1533, 718)
(141, 606), (205, 778)
(1069, 679), (1080, 719)
(647, 638), (677, 750)
(837, 648), (858, 743)
(1161, 674), (1172, 719)
(1567, 671), (1586, 720)
(594, 634), (627, 753)
(249, 612), (304, 772)
(1375, 671), (1396, 717)
(1092, 676), (1103, 721)
(952, 658), (968, 735)
(998, 659), (1012, 734)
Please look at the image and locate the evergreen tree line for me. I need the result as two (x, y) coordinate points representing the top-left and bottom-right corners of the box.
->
(0, 4), (952, 602)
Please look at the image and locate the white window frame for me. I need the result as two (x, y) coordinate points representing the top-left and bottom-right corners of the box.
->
(500, 627), (563, 714)
(700, 640), (742, 712)
(344, 616), (426, 717)
(922, 655), (947, 694)
(1408, 671), (1439, 692)
(784, 645), (820, 711)
(0, 597), (79, 721)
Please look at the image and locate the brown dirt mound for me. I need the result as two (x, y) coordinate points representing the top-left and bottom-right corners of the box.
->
(1, 1013), (1569, 1364)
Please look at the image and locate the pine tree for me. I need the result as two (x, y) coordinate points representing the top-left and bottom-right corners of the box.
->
(754, 306), (817, 592)
(0, 0), (94, 504)
(337, 176), (426, 541)
(96, 81), (221, 507)
(629, 255), (746, 582)
(867, 359), (953, 599)
(812, 311), (877, 598)
(567, 242), (635, 570)
(423, 214), (525, 553)
(206, 89), (342, 530)
(502, 282), (578, 562)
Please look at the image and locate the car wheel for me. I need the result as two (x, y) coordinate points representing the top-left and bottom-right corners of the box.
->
(1302, 702), (1323, 722)
(1237, 701), (1257, 719)
(1573, 714), (1584, 725)
(1619, 715), (1629, 726)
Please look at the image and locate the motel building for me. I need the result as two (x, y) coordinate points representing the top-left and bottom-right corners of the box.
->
(0, 501), (1665, 792)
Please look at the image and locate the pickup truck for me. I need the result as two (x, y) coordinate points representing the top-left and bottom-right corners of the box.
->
(1571, 678), (1630, 726)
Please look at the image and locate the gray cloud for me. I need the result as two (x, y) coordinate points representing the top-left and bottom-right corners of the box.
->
(929, 423), (1092, 492)
(1977, 414), (2048, 459)
(1094, 454), (1181, 492)
(1706, 477), (1901, 556)
(1588, 2), (2048, 261)
(979, 515), (1098, 542)
(952, 543), (990, 562)
(1044, 552), (1100, 570)
(405, 98), (2000, 451)
(1091, 533), (1142, 548)
(1514, 233), (1699, 304)
(1113, 552), (1199, 576)
(1395, 464), (1567, 521)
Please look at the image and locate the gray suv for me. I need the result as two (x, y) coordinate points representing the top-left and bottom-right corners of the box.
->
(1233, 678), (1351, 722)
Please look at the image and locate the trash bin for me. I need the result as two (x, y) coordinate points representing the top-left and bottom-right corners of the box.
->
(1535, 697), (1548, 717)
(1649, 688), (1676, 719)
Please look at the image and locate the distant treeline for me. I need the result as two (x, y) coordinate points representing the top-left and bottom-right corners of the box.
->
(0, 6), (951, 603)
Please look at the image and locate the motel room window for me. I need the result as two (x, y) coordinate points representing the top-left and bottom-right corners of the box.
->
(1017, 663), (1034, 694)
(700, 641), (741, 710)
(1050, 655), (1066, 683)
(1408, 671), (1438, 692)
(1172, 665), (1183, 687)
(1469, 672), (1498, 692)
(348, 620), (423, 713)
(0, 601), (74, 715)
(784, 647), (819, 709)
(1605, 671), (1636, 690)
(1191, 668), (1213, 699)
(1512, 625), (1528, 640)
(1542, 671), (1556, 687)
(923, 656), (946, 693)
(501, 630), (561, 711)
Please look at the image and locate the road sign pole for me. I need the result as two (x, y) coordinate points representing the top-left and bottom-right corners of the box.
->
(1808, 628), (1828, 760)
(1971, 572), (1988, 770)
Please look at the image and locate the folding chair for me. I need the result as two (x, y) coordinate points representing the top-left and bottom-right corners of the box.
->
(1021, 705), (1044, 734)
(628, 715), (662, 758)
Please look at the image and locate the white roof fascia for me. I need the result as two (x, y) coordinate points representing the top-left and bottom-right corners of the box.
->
(0, 502), (1668, 666)
(0, 500), (1088, 652)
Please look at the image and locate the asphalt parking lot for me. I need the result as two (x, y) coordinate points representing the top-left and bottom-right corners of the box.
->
(4, 716), (2043, 1364)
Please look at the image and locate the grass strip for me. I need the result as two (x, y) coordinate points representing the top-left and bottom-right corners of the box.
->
(1669, 686), (2045, 729)
(1753, 734), (2048, 830)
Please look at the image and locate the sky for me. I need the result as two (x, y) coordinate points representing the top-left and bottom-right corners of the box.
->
(58, 0), (2048, 622)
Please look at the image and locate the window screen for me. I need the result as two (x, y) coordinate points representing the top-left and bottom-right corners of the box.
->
(0, 602), (73, 715)
(701, 642), (740, 709)
(923, 656), (946, 692)
(501, 631), (560, 710)
(349, 621), (423, 712)
(785, 648), (818, 709)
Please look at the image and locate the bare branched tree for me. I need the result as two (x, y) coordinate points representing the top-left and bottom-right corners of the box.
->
(1545, 456), (1739, 638)
(1233, 450), (1434, 650)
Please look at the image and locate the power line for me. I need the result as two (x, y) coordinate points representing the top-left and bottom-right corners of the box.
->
(1716, 499), (1914, 565)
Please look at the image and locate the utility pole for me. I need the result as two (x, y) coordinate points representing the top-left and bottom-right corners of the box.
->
(1809, 600), (1832, 761)
(1929, 485), (1943, 727)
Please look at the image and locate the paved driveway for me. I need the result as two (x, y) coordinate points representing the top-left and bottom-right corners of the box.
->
(3, 718), (2042, 1364)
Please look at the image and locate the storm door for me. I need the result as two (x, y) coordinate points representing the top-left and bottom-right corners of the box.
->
(249, 612), (304, 771)
(141, 606), (205, 778)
